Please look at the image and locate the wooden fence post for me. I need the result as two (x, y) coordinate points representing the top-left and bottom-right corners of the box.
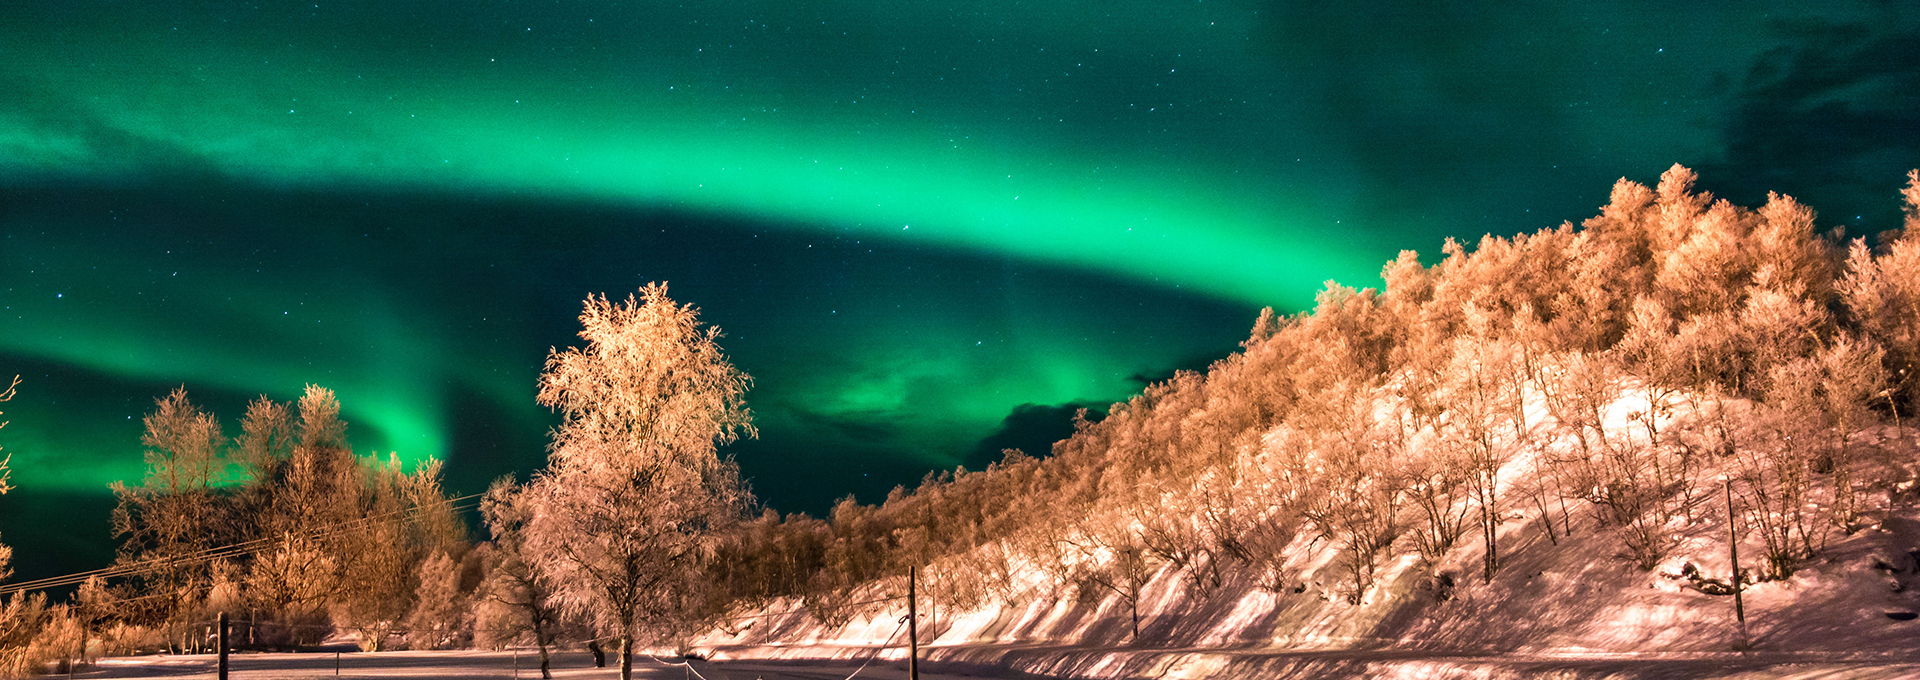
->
(218, 612), (229, 680)
(1726, 480), (1749, 650)
(909, 565), (920, 680)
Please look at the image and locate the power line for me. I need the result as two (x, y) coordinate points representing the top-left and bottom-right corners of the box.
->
(2, 494), (480, 594)
(0, 493), (483, 597)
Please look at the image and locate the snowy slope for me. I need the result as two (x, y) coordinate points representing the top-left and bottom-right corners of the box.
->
(693, 397), (1920, 678)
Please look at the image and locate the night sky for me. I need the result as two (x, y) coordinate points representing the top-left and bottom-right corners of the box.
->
(2, 1), (1915, 580)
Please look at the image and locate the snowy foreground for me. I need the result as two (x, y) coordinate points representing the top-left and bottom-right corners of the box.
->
(68, 647), (1920, 679)
(676, 510), (1920, 678)
(71, 650), (975, 680)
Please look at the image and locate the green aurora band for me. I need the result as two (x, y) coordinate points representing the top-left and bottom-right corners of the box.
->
(0, 1), (1388, 305)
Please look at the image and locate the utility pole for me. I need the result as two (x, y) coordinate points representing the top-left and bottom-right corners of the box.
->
(1726, 480), (1749, 651)
(217, 612), (229, 680)
(908, 565), (920, 680)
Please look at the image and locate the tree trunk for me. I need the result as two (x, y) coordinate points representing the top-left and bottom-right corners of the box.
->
(1353, 555), (1366, 605)
(528, 612), (554, 679)
(1480, 499), (1498, 581)
(620, 637), (632, 680)
(535, 627), (551, 679)
(1129, 594), (1139, 641)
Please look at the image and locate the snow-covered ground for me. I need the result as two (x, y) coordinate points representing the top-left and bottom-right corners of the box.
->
(67, 649), (1920, 680)
(686, 510), (1920, 678)
(71, 650), (993, 680)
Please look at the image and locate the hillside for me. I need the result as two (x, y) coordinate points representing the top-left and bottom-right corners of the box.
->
(686, 166), (1920, 677)
(694, 414), (1920, 672)
(698, 428), (1920, 673)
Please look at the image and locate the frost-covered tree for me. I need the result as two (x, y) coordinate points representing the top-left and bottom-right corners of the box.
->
(110, 388), (229, 645)
(279, 386), (360, 537)
(331, 456), (420, 651)
(242, 385), (363, 626)
(1054, 505), (1154, 641)
(1435, 316), (1525, 581)
(1734, 357), (1837, 580)
(220, 387), (465, 646)
(1816, 336), (1886, 527)
(1840, 172), (1920, 424)
(225, 389), (348, 645)
(477, 478), (563, 677)
(523, 284), (753, 680)
(1293, 382), (1406, 603)
(0, 376), (18, 583)
(403, 550), (467, 650)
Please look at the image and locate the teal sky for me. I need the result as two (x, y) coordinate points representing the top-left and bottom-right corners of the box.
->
(2, 0), (1917, 576)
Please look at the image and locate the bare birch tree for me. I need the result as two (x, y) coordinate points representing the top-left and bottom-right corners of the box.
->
(1291, 381), (1407, 604)
(478, 478), (563, 677)
(110, 388), (228, 647)
(1436, 322), (1524, 582)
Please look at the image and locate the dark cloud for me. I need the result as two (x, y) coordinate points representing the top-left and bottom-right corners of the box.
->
(780, 406), (904, 444)
(1126, 345), (1243, 389)
(962, 401), (1105, 471)
(1707, 15), (1920, 233)
(1248, 2), (1663, 233)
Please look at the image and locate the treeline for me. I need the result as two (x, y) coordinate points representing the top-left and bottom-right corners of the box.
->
(699, 166), (1920, 635)
(0, 287), (757, 680)
(3, 165), (1920, 675)
(0, 386), (475, 675)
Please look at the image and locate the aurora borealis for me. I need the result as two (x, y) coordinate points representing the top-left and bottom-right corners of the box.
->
(2, 1), (1917, 579)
